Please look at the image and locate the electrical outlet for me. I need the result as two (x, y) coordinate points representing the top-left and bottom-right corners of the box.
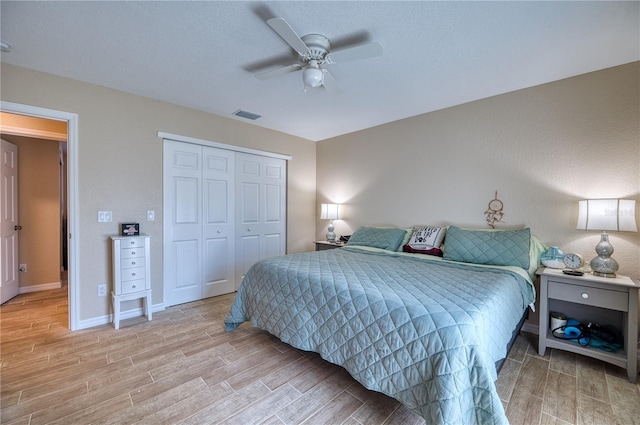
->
(97, 284), (107, 297)
(19, 264), (27, 272)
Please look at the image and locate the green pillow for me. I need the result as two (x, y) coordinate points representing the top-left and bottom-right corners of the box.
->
(443, 226), (531, 270)
(346, 226), (408, 251)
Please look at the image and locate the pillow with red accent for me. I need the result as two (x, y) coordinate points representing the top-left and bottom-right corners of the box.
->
(408, 226), (446, 250)
(402, 244), (444, 257)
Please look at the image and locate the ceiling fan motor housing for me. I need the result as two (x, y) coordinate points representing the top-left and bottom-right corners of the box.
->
(300, 34), (330, 62)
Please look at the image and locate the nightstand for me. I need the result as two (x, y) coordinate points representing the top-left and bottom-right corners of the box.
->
(314, 241), (345, 251)
(538, 268), (638, 382)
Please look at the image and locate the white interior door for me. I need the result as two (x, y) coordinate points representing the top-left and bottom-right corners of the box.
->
(163, 140), (203, 306)
(163, 141), (236, 306)
(202, 146), (235, 298)
(1, 139), (19, 304)
(235, 152), (286, 288)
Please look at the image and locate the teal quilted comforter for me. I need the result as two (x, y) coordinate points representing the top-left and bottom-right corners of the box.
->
(225, 246), (534, 424)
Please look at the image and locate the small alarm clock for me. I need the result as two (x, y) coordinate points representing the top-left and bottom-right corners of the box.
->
(562, 253), (585, 276)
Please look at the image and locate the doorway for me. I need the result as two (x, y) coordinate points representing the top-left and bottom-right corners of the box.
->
(0, 134), (66, 303)
(0, 101), (79, 330)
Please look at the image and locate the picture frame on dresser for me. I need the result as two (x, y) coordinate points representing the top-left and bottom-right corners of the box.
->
(537, 267), (638, 383)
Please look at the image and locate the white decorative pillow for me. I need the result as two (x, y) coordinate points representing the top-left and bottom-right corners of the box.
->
(408, 226), (446, 250)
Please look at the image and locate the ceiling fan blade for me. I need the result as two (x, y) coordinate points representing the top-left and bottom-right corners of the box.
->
(321, 70), (342, 93)
(267, 18), (310, 56)
(255, 64), (302, 80)
(327, 41), (383, 64)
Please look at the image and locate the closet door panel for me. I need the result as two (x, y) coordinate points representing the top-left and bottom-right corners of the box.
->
(173, 239), (199, 290)
(202, 146), (235, 298)
(164, 141), (203, 306)
(235, 153), (286, 288)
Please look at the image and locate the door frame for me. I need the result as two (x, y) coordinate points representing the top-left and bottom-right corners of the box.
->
(1, 101), (80, 330)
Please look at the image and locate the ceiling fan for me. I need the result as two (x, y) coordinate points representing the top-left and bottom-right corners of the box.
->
(256, 18), (383, 91)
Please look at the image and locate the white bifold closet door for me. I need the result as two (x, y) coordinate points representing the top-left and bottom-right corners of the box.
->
(163, 140), (236, 306)
(235, 152), (287, 288)
(163, 140), (287, 307)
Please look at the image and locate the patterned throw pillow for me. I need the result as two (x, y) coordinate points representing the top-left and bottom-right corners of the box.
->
(408, 226), (446, 250)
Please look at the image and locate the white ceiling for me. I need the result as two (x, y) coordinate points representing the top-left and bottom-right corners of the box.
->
(1, 1), (638, 142)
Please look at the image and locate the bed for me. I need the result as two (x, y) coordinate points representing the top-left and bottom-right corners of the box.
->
(225, 226), (544, 424)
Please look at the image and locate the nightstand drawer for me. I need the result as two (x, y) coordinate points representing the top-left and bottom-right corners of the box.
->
(548, 281), (628, 311)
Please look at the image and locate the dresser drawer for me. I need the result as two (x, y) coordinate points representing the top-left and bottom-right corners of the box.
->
(120, 247), (145, 260)
(548, 280), (628, 311)
(121, 257), (143, 269)
(121, 266), (146, 283)
(121, 278), (147, 294)
(121, 237), (146, 248)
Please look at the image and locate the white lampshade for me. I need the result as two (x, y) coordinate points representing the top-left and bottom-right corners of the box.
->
(320, 203), (341, 220)
(577, 199), (637, 232)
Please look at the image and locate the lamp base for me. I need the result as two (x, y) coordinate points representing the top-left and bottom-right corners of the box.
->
(592, 271), (617, 278)
(325, 221), (336, 242)
(589, 231), (619, 278)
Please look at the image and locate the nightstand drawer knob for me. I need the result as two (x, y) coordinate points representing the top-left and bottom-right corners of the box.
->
(131, 273), (136, 277)
(581, 292), (589, 299)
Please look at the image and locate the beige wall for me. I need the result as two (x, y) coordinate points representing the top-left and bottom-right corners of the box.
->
(1, 63), (317, 323)
(0, 136), (61, 289)
(317, 63), (640, 280)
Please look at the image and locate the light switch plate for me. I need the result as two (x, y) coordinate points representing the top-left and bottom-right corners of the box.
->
(97, 211), (112, 222)
(147, 210), (155, 221)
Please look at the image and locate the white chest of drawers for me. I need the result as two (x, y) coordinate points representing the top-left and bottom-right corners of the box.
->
(111, 235), (152, 329)
(538, 268), (638, 382)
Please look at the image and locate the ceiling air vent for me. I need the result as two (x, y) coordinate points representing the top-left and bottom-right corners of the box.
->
(233, 109), (261, 120)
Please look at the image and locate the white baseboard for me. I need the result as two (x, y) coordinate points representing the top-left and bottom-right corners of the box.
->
(19, 281), (61, 293)
(77, 303), (165, 330)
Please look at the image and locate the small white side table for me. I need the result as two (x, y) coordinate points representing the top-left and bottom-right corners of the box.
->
(111, 235), (152, 329)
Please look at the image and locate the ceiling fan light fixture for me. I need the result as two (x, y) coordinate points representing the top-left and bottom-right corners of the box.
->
(302, 61), (324, 88)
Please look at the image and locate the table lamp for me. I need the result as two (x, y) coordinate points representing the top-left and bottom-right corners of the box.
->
(576, 199), (637, 277)
(320, 203), (341, 242)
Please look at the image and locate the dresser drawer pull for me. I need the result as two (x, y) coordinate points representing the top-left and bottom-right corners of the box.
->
(131, 261), (136, 266)
(130, 241), (135, 245)
(581, 292), (589, 299)
(132, 285), (136, 289)
(131, 251), (136, 255)
(131, 273), (136, 277)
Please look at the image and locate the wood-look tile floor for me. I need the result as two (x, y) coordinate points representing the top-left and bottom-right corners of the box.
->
(1, 287), (639, 424)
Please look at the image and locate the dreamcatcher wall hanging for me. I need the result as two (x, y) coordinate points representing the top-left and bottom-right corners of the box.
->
(485, 191), (505, 228)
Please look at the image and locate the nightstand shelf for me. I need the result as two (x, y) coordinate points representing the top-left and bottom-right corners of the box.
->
(314, 241), (345, 251)
(538, 268), (638, 383)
